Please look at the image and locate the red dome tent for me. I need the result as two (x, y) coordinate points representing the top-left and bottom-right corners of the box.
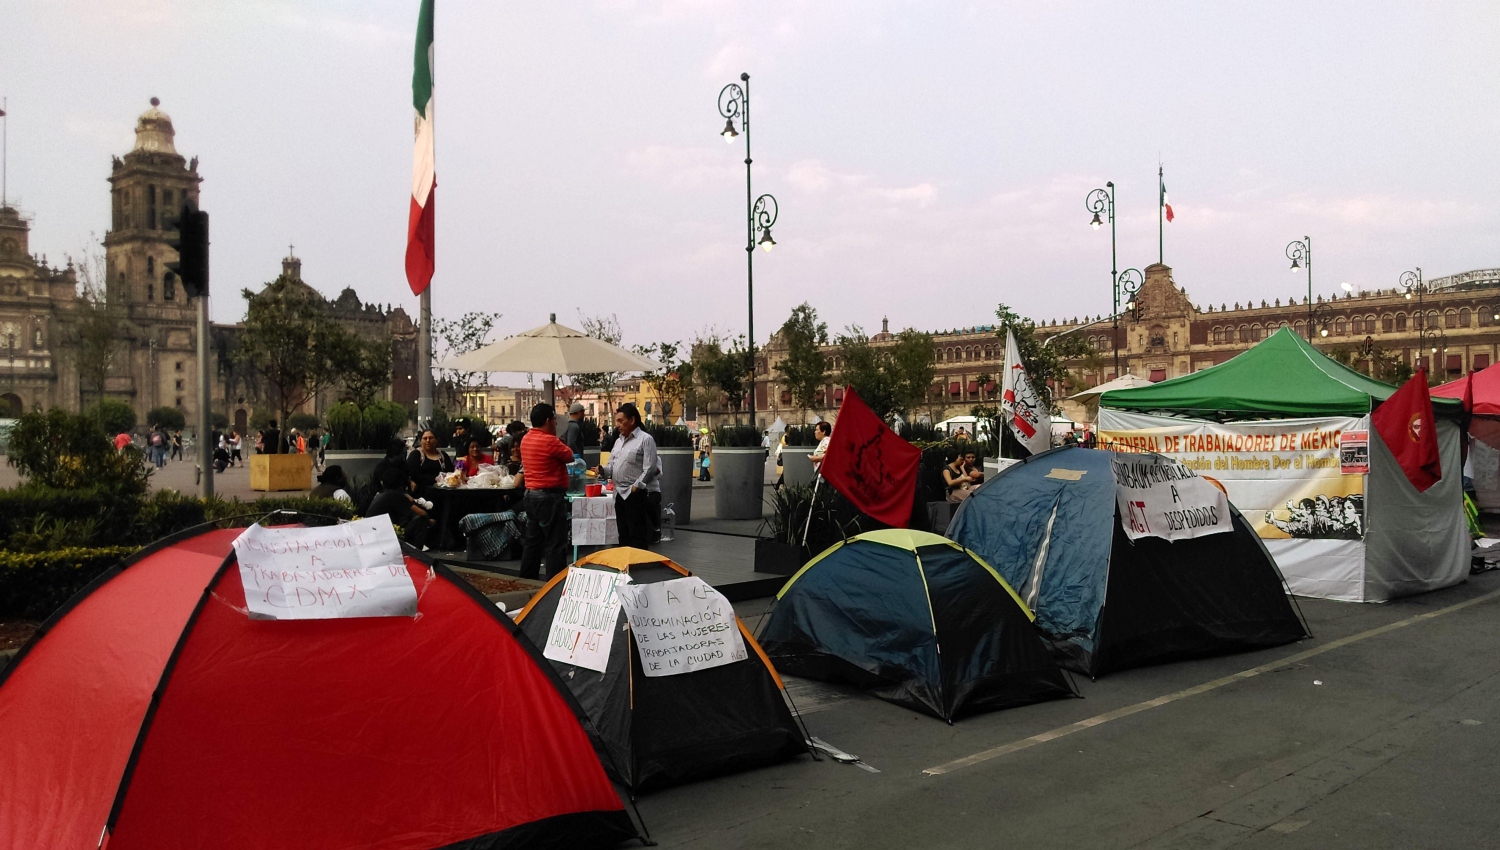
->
(1434, 364), (1500, 511)
(0, 525), (639, 850)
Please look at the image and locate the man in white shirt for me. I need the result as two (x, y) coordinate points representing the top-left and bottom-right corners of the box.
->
(597, 402), (660, 548)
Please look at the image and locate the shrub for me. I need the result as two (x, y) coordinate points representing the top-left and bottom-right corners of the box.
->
(288, 412), (321, 432)
(643, 422), (693, 448)
(7, 409), (151, 495)
(782, 424), (820, 447)
(713, 424), (762, 448)
(0, 546), (138, 619)
(145, 405), (186, 432)
(87, 398), (136, 435)
(328, 400), (409, 450)
(211, 411), (230, 430)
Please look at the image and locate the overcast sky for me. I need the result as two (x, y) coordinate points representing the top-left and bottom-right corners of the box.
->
(4, 0), (1498, 350)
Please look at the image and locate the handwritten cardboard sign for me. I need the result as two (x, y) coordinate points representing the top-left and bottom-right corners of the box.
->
(616, 576), (747, 677)
(232, 516), (416, 619)
(542, 567), (626, 673)
(1112, 452), (1232, 543)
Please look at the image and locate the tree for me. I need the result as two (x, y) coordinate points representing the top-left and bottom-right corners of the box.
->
(995, 303), (1092, 414)
(696, 336), (751, 417)
(237, 275), (361, 429)
(1327, 344), (1413, 386)
(145, 405), (186, 432)
(7, 407), (150, 494)
(88, 398), (136, 434)
(63, 243), (122, 407)
(570, 312), (627, 408)
(339, 331), (395, 409)
(432, 311), (500, 411)
(636, 341), (686, 422)
(774, 303), (828, 423)
(832, 326), (935, 421)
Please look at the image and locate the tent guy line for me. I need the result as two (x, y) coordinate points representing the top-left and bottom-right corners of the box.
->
(922, 585), (1500, 777)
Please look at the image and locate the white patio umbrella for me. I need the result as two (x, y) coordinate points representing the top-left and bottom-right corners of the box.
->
(438, 314), (663, 409)
(1067, 373), (1156, 422)
(439, 314), (663, 375)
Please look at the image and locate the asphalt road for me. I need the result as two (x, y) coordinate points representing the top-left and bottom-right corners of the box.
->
(641, 572), (1500, 849)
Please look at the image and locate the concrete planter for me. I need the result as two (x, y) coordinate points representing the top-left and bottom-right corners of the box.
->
(657, 447), (695, 526)
(323, 449), (385, 486)
(780, 446), (816, 488)
(251, 453), (313, 492)
(714, 447), (767, 520)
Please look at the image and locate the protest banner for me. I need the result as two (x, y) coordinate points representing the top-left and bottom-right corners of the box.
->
(542, 566), (626, 673)
(616, 576), (747, 678)
(232, 515), (417, 619)
(1111, 452), (1232, 542)
(1098, 410), (1367, 540)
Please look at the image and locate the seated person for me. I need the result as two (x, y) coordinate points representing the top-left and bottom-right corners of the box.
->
(367, 467), (435, 549)
(943, 449), (984, 503)
(455, 438), (487, 480)
(311, 465), (354, 503)
(212, 445), (230, 473)
(406, 429), (454, 491)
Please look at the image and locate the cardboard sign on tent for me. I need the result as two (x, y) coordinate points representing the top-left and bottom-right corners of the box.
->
(0, 526), (638, 850)
(759, 529), (1075, 722)
(516, 547), (808, 793)
(1097, 328), (1468, 603)
(947, 447), (1310, 678)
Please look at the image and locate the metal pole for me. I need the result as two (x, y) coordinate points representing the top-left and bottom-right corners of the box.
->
(197, 292), (213, 498)
(1109, 185), (1118, 377)
(742, 72), (756, 429)
(801, 474), (821, 547)
(1, 96), (7, 208)
(1157, 165), (1164, 266)
(418, 288), (433, 426)
(1305, 236), (1312, 341)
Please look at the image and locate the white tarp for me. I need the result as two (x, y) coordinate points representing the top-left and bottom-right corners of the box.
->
(616, 576), (747, 677)
(542, 567), (627, 672)
(232, 516), (416, 619)
(1111, 452), (1232, 542)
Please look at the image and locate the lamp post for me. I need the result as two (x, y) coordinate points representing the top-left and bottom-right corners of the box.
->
(719, 73), (777, 428)
(1286, 237), (1312, 340)
(1119, 269), (1144, 323)
(1312, 303), (1333, 339)
(1399, 267), (1435, 374)
(1085, 183), (1122, 376)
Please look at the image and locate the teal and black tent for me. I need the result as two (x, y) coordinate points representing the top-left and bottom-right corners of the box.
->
(947, 446), (1310, 678)
(759, 529), (1074, 723)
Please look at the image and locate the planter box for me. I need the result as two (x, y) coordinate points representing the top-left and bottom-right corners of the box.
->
(323, 449), (385, 486)
(780, 446), (816, 488)
(754, 538), (804, 576)
(250, 452), (314, 492)
(658, 447), (695, 526)
(714, 447), (767, 520)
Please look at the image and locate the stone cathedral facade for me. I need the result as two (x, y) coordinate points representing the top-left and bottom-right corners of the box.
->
(0, 100), (416, 429)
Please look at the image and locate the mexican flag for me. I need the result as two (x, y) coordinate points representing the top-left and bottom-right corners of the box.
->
(405, 0), (436, 295)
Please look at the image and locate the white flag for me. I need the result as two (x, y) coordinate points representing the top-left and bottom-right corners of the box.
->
(1002, 329), (1051, 456)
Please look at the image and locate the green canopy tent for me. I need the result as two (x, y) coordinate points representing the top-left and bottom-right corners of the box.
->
(1097, 328), (1467, 603)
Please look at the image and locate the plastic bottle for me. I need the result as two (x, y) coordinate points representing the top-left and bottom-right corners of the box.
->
(567, 455), (587, 494)
(660, 503), (676, 542)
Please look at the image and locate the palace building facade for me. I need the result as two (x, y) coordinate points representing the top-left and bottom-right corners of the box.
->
(751, 262), (1500, 426)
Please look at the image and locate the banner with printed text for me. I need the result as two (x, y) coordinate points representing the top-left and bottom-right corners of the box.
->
(1097, 409), (1367, 540)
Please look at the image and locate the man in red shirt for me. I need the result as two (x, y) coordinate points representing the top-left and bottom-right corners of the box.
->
(519, 402), (577, 579)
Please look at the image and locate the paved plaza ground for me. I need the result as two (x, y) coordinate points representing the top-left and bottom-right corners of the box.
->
(5, 453), (1499, 847)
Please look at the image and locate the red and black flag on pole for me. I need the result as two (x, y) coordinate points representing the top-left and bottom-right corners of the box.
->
(819, 386), (922, 528)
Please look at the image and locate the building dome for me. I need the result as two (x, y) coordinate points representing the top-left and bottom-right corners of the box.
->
(132, 97), (178, 155)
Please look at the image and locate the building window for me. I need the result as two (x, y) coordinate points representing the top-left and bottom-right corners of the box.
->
(33, 328), (42, 349)
(1173, 332), (1179, 346)
(163, 272), (176, 301)
(147, 283), (154, 301)
(1396, 313), (1408, 331)
(148, 185), (157, 229)
(146, 256), (154, 276)
(1383, 314), (1395, 332)
(1460, 308), (1471, 328)
(175, 361), (183, 371)
(1481, 307), (1495, 327)
(1445, 310), (1459, 329)
(176, 397), (184, 408)
(163, 189), (174, 209)
(1334, 319), (1346, 335)
(1294, 321), (1306, 335)
(175, 380), (184, 391)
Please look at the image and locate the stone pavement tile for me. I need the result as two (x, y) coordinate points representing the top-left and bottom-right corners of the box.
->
(1135, 816), (1253, 850)
(1204, 775), (1333, 830)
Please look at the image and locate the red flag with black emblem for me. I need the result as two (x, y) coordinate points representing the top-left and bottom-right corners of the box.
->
(820, 386), (922, 527)
(1371, 368), (1442, 492)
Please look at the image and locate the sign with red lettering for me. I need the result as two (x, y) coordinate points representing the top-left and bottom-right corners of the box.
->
(616, 576), (747, 677)
(543, 566), (627, 673)
(232, 516), (417, 619)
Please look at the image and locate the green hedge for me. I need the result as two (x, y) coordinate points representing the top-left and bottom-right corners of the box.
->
(0, 546), (138, 620)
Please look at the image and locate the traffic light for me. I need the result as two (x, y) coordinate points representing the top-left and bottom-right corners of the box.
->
(164, 201), (209, 298)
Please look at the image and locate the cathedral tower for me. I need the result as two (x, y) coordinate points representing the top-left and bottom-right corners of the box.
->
(103, 98), (201, 313)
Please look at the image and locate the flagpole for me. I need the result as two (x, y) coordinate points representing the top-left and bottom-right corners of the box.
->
(1158, 164), (1164, 265)
(419, 289), (432, 426)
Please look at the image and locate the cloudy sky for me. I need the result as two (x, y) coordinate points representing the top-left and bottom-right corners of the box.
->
(4, 0), (1497, 350)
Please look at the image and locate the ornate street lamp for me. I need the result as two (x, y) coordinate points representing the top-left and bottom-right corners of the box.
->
(1085, 183), (1121, 374)
(1119, 268), (1144, 323)
(718, 73), (778, 427)
(1286, 237), (1312, 340)
(1311, 303), (1333, 338)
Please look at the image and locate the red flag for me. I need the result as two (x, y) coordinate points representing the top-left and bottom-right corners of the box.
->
(820, 386), (922, 527)
(1371, 369), (1442, 492)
